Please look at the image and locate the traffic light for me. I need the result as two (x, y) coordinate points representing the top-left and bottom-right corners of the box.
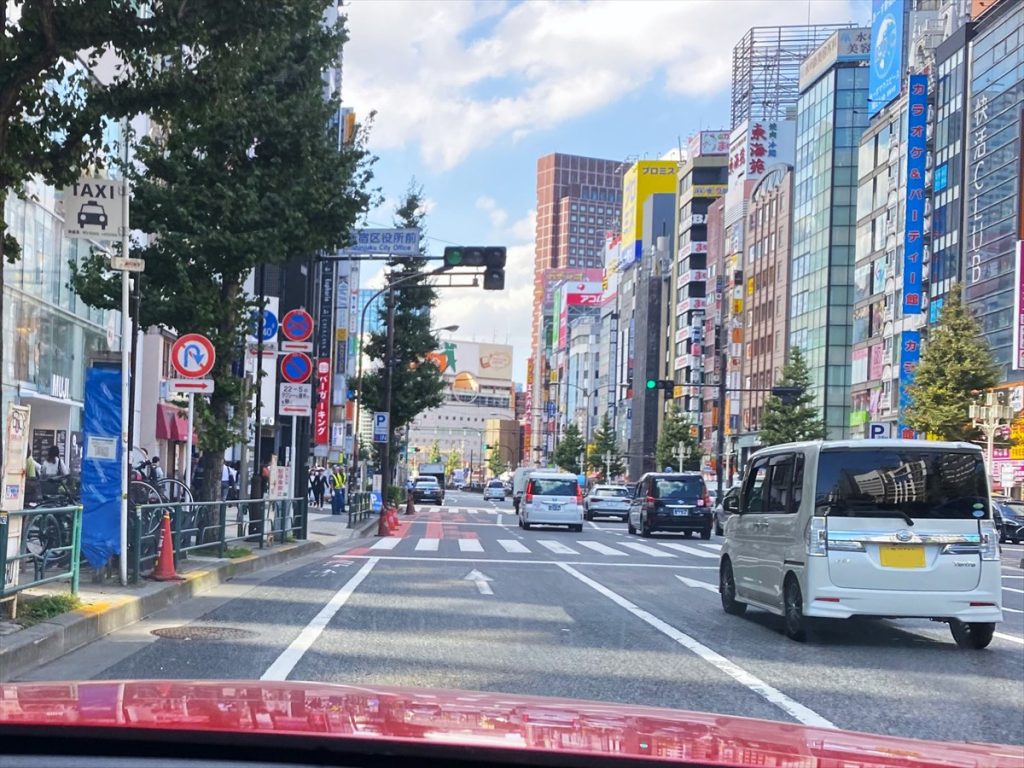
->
(771, 385), (803, 405)
(645, 378), (674, 392)
(442, 246), (506, 290)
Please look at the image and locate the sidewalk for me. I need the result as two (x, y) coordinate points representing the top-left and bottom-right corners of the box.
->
(0, 512), (380, 681)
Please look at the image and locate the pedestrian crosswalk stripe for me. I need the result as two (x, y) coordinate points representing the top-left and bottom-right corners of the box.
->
(700, 542), (722, 550)
(415, 538), (439, 551)
(458, 539), (484, 552)
(370, 537), (402, 550)
(658, 542), (718, 558)
(538, 540), (580, 555)
(619, 542), (675, 558)
(497, 539), (530, 553)
(577, 541), (627, 556)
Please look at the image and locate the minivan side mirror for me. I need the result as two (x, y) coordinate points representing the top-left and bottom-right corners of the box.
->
(723, 495), (739, 514)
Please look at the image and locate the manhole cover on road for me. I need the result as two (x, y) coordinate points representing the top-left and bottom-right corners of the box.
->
(151, 626), (257, 641)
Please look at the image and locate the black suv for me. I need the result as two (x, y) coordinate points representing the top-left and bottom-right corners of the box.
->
(627, 472), (712, 539)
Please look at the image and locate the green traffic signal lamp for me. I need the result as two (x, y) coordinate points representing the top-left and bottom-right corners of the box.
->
(444, 247), (464, 267)
(646, 378), (658, 390)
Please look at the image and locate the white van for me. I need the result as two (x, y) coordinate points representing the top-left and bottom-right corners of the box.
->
(518, 471), (584, 532)
(719, 439), (1002, 649)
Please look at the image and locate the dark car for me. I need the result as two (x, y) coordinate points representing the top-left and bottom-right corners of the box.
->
(993, 496), (1024, 544)
(713, 486), (740, 536)
(411, 477), (444, 505)
(627, 472), (712, 539)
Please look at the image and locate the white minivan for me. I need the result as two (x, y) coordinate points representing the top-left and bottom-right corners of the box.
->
(719, 439), (1003, 649)
(518, 471), (584, 532)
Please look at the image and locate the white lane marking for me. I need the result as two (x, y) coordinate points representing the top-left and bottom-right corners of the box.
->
(587, 520), (602, 530)
(337, 554), (717, 569)
(1002, 585), (1024, 594)
(676, 574), (718, 593)
(458, 539), (484, 553)
(1002, 605), (1023, 614)
(464, 569), (494, 595)
(577, 541), (628, 556)
(556, 563), (835, 729)
(370, 537), (402, 550)
(414, 538), (439, 551)
(1002, 574), (1023, 579)
(698, 542), (723, 551)
(261, 557), (379, 681)
(619, 542), (675, 558)
(657, 542), (718, 559)
(497, 539), (531, 553)
(994, 632), (1024, 645)
(538, 540), (580, 555)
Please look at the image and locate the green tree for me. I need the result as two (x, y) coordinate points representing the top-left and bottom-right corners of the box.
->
(552, 423), (586, 474)
(428, 440), (442, 462)
(1, 1), (277, 473)
(359, 184), (445, 474)
(587, 414), (625, 480)
(655, 403), (701, 471)
(487, 448), (505, 477)
(445, 448), (461, 480)
(759, 347), (827, 446)
(904, 284), (999, 440)
(71, 3), (373, 499)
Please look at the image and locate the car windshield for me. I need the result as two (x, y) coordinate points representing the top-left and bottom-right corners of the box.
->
(9, 1), (1024, 760)
(815, 450), (988, 519)
(530, 478), (578, 496)
(652, 477), (704, 500)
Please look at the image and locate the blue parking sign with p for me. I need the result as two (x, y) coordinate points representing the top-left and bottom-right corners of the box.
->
(372, 411), (390, 443)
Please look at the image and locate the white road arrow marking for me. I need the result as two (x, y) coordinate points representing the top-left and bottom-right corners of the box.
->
(464, 569), (494, 595)
(675, 574), (718, 593)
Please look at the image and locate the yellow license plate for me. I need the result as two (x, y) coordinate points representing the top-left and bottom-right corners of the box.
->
(879, 544), (926, 568)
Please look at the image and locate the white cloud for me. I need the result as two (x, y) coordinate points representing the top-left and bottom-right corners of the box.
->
(345, 0), (861, 170)
(475, 195), (509, 229)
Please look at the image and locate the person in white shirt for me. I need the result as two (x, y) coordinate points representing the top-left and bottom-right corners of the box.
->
(39, 446), (68, 477)
(221, 461), (237, 500)
(149, 456), (166, 482)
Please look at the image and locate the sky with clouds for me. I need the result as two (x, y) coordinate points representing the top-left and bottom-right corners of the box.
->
(343, 0), (870, 383)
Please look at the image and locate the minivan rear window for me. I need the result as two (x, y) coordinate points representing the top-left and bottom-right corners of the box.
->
(815, 449), (988, 520)
(653, 477), (704, 500)
(594, 487), (630, 497)
(530, 478), (578, 496)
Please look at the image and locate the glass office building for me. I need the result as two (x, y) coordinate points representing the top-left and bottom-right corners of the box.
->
(789, 52), (869, 437)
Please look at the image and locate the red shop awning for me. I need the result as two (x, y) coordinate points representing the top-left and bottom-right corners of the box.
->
(156, 403), (194, 443)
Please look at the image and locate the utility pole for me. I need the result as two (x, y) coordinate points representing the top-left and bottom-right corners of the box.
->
(716, 320), (727, 500)
(603, 450), (612, 481)
(969, 390), (1014, 488)
(675, 441), (690, 473)
(376, 286), (396, 536)
(251, 263), (266, 499)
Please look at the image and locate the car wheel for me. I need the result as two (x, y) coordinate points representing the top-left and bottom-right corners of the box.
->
(571, 524), (583, 533)
(522, 519), (532, 530)
(583, 509), (592, 521)
(720, 560), (746, 616)
(950, 620), (995, 650)
(999, 527), (1007, 544)
(714, 520), (723, 536)
(627, 518), (636, 535)
(683, 530), (693, 538)
(640, 515), (652, 538)
(700, 527), (711, 540)
(783, 577), (810, 642)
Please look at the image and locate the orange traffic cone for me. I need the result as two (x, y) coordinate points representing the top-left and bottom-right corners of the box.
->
(151, 511), (182, 581)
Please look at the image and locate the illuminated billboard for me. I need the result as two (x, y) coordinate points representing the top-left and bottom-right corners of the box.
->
(868, 0), (905, 118)
(619, 160), (678, 269)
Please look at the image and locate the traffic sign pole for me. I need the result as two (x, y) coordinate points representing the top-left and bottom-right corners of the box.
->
(119, 170), (130, 587)
(185, 393), (194, 492)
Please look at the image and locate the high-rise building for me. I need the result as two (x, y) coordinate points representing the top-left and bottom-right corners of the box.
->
(529, 153), (623, 463)
(789, 32), (870, 438)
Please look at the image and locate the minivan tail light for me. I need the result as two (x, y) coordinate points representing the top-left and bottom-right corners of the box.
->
(525, 482), (533, 504)
(807, 517), (827, 557)
(645, 495), (656, 510)
(576, 487), (583, 504)
(980, 522), (999, 561)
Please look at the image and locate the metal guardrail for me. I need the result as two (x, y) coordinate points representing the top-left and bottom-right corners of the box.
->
(0, 506), (83, 597)
(129, 497), (307, 583)
(347, 491), (372, 528)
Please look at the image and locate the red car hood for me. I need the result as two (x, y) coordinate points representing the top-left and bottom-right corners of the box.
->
(0, 680), (1019, 767)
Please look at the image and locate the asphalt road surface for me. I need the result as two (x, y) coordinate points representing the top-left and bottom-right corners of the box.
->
(22, 491), (1024, 746)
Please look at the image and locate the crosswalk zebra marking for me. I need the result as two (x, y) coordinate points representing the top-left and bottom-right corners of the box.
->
(497, 539), (531, 553)
(458, 539), (485, 553)
(577, 541), (627, 556)
(370, 537), (402, 550)
(619, 542), (675, 558)
(657, 542), (719, 558)
(538, 540), (580, 555)
(414, 538), (439, 551)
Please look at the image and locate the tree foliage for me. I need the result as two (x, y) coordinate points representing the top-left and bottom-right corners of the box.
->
(359, 184), (445, 467)
(759, 347), (827, 446)
(904, 284), (999, 440)
(70, 3), (373, 498)
(586, 414), (625, 480)
(552, 423), (585, 475)
(655, 403), (701, 471)
(487, 448), (505, 477)
(445, 448), (461, 479)
(428, 440), (442, 462)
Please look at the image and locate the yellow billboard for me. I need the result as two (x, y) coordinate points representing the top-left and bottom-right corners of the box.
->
(619, 160), (677, 268)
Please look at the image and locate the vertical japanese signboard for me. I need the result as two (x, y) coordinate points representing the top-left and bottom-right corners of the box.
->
(3, 404), (31, 592)
(897, 330), (921, 438)
(314, 260), (334, 445)
(903, 74), (927, 315)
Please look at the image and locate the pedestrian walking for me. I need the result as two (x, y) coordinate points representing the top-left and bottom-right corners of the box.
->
(312, 468), (327, 509)
(330, 465), (346, 515)
(39, 446), (68, 477)
(221, 461), (237, 501)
